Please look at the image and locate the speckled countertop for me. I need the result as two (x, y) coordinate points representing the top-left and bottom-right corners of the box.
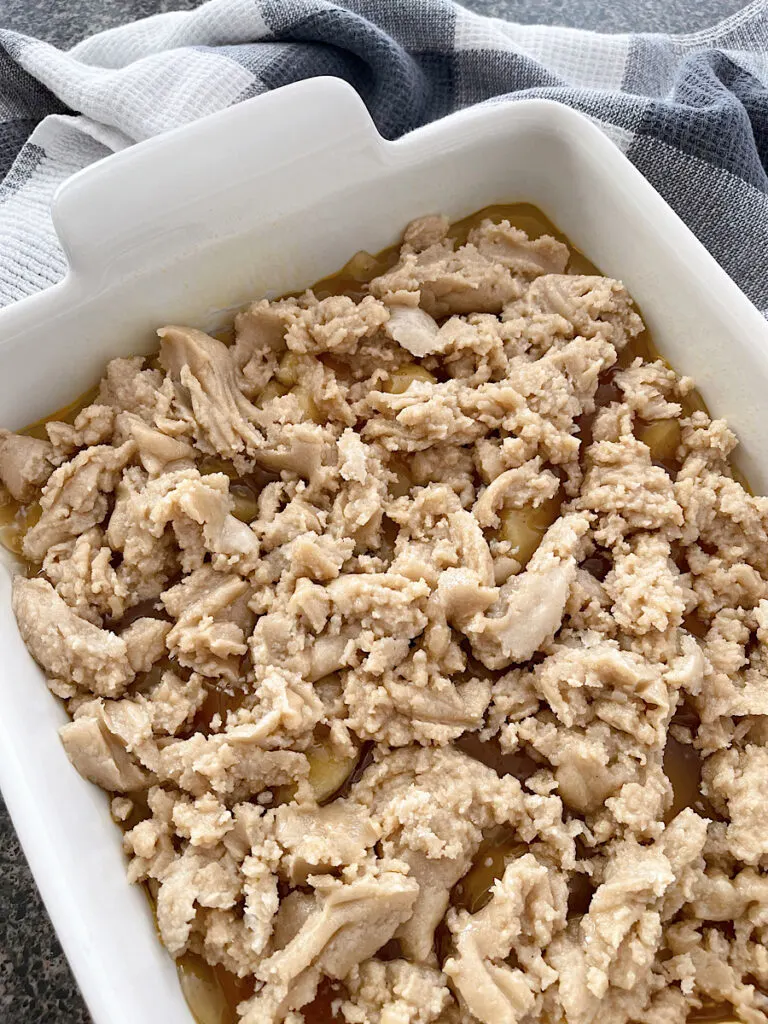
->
(0, 0), (750, 1020)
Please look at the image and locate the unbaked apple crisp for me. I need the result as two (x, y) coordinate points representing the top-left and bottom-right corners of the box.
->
(3, 207), (767, 1024)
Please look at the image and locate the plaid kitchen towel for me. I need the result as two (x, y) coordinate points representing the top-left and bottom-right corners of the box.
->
(0, 0), (767, 308)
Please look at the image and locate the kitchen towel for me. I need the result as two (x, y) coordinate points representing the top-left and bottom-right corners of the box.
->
(0, 0), (767, 308)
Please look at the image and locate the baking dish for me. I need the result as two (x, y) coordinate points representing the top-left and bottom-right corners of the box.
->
(1, 76), (768, 1024)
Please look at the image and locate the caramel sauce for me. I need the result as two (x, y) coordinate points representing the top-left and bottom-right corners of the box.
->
(192, 681), (251, 734)
(177, 953), (254, 1024)
(107, 596), (169, 631)
(0, 500), (41, 560)
(664, 703), (720, 825)
(311, 202), (599, 302)
(687, 1005), (740, 1023)
(1, 203), (754, 1024)
(455, 731), (539, 782)
(452, 827), (526, 914)
(0, 386), (100, 559)
(683, 611), (709, 639)
(302, 981), (344, 1024)
(116, 791), (151, 833)
(567, 870), (596, 918)
(663, 735), (707, 823)
(582, 552), (611, 582)
(311, 246), (400, 303)
(446, 203), (601, 278)
(175, 969), (342, 1024)
(21, 384), (100, 441)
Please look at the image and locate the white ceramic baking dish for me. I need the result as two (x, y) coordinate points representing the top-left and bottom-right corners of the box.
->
(2, 75), (768, 1024)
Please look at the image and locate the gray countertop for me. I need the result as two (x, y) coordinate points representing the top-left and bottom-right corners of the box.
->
(0, 0), (749, 1020)
(0, 0), (750, 46)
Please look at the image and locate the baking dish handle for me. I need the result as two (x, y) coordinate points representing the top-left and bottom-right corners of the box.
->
(50, 77), (382, 279)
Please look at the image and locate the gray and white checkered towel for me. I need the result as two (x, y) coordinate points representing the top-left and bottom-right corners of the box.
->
(0, 0), (767, 309)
